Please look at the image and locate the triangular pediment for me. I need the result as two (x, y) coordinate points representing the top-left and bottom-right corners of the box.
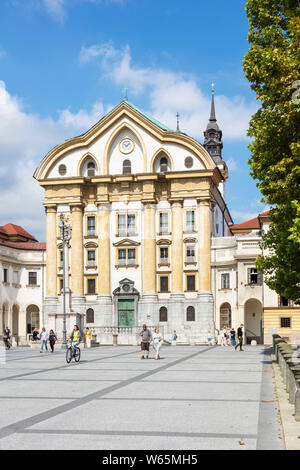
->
(113, 239), (141, 247)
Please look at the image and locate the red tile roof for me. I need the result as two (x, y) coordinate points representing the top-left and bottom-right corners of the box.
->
(0, 239), (46, 251)
(229, 216), (260, 231)
(3, 223), (37, 241)
(259, 210), (270, 217)
(0, 226), (8, 235)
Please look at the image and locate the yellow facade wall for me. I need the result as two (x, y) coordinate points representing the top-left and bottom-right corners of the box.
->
(264, 308), (300, 344)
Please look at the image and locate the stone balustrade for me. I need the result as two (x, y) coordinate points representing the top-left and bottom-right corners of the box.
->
(273, 334), (300, 422)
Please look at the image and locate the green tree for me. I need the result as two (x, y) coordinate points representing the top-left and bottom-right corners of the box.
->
(244, 0), (300, 303)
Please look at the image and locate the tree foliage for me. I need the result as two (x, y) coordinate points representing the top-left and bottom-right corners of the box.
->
(244, 0), (300, 302)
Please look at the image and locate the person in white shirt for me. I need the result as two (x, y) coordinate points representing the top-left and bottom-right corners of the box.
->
(220, 326), (228, 346)
(40, 328), (48, 353)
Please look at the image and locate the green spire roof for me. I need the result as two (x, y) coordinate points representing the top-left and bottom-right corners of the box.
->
(124, 100), (175, 133)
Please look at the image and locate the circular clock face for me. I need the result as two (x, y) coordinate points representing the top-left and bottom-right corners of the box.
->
(123, 284), (130, 292)
(120, 138), (134, 154)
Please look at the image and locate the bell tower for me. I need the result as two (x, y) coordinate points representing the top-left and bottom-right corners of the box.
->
(203, 84), (228, 198)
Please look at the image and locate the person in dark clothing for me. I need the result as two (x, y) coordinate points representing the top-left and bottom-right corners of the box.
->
(235, 324), (244, 351)
(139, 324), (152, 359)
(3, 327), (11, 350)
(49, 330), (57, 353)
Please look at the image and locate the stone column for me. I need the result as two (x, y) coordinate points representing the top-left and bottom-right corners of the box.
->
(71, 205), (85, 314)
(143, 204), (156, 295)
(198, 200), (211, 292)
(45, 206), (57, 297)
(71, 205), (84, 295)
(197, 199), (214, 343)
(19, 309), (27, 346)
(97, 204), (112, 325)
(171, 202), (183, 295)
(8, 306), (13, 332)
(140, 203), (157, 325)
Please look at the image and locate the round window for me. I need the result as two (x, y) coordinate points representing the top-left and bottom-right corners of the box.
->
(58, 164), (67, 176)
(185, 157), (193, 169)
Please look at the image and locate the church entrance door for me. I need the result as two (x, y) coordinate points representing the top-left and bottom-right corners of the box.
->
(118, 300), (135, 327)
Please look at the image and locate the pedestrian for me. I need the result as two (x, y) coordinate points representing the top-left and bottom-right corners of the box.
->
(32, 328), (39, 341)
(235, 324), (244, 351)
(84, 327), (92, 348)
(49, 329), (57, 353)
(152, 328), (163, 360)
(226, 328), (231, 346)
(3, 326), (11, 350)
(207, 330), (213, 346)
(220, 326), (227, 346)
(139, 324), (152, 359)
(40, 328), (48, 353)
(230, 327), (236, 346)
(173, 330), (178, 342)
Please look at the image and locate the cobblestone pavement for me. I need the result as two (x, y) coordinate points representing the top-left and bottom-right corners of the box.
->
(0, 344), (284, 450)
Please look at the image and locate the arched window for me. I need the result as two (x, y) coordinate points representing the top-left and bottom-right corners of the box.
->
(187, 306), (195, 322)
(220, 303), (231, 328)
(159, 307), (168, 322)
(86, 308), (94, 324)
(123, 159), (131, 175)
(87, 161), (96, 177)
(160, 157), (168, 173)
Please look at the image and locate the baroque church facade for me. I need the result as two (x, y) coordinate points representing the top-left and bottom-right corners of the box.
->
(34, 95), (232, 344)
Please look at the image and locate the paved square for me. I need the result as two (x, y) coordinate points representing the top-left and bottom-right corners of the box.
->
(0, 345), (284, 450)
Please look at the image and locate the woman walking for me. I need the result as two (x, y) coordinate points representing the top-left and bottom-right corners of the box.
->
(152, 328), (163, 360)
(49, 329), (57, 353)
(40, 328), (48, 353)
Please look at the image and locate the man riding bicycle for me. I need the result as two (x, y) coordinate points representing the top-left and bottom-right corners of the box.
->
(3, 326), (11, 350)
(69, 325), (81, 356)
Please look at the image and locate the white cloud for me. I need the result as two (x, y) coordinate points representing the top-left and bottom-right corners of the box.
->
(0, 46), (6, 60)
(43, 0), (65, 22)
(80, 43), (257, 140)
(0, 81), (106, 241)
(226, 157), (238, 172)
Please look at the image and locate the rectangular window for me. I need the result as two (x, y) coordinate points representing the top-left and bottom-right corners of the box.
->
(248, 268), (262, 285)
(160, 213), (168, 234)
(221, 273), (230, 289)
(186, 211), (195, 232)
(280, 317), (291, 328)
(118, 215), (126, 235)
(280, 296), (290, 307)
(28, 272), (37, 286)
(187, 275), (196, 292)
(60, 279), (63, 293)
(87, 216), (95, 236)
(186, 245), (195, 263)
(3, 268), (8, 283)
(160, 276), (169, 293)
(127, 215), (136, 235)
(128, 249), (136, 265)
(118, 249), (127, 266)
(60, 250), (64, 267)
(87, 279), (96, 294)
(88, 250), (96, 267)
(160, 247), (169, 265)
(13, 271), (19, 284)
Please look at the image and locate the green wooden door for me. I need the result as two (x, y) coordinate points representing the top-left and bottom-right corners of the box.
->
(118, 300), (135, 327)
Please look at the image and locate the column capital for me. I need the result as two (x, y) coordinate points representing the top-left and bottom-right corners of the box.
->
(170, 200), (183, 208)
(70, 205), (83, 213)
(197, 198), (211, 207)
(44, 205), (57, 214)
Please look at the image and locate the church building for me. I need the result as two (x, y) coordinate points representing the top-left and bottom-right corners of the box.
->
(34, 94), (232, 344)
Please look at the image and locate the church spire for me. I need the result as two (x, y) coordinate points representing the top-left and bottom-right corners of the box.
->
(203, 84), (223, 163)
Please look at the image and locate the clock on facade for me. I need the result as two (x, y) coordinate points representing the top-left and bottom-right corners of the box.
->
(119, 138), (135, 154)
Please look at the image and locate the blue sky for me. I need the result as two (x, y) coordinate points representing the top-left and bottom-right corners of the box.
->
(0, 0), (268, 241)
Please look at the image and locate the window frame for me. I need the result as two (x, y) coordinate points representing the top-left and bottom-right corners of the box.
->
(159, 274), (169, 293)
(86, 278), (96, 295)
(185, 209), (196, 232)
(186, 273), (197, 292)
(28, 271), (37, 286)
(221, 273), (230, 290)
(280, 317), (291, 328)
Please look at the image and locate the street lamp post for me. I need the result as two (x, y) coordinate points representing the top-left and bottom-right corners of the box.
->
(59, 215), (72, 350)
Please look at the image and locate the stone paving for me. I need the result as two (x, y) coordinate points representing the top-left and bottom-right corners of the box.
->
(0, 344), (285, 450)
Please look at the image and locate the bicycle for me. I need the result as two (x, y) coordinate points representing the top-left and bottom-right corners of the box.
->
(66, 342), (81, 364)
(3, 337), (11, 350)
